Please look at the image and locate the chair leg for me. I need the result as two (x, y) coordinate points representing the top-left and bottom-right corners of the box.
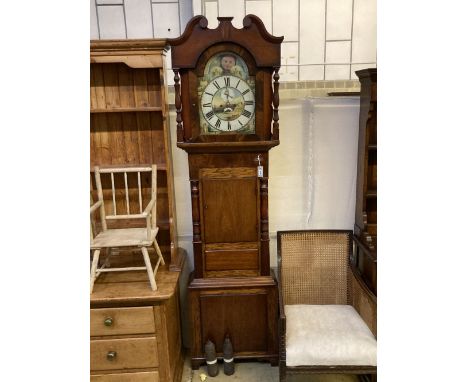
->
(152, 240), (165, 280)
(141, 246), (157, 291)
(153, 240), (165, 265)
(90, 249), (101, 294)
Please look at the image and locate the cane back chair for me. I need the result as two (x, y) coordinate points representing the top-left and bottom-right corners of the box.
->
(90, 165), (165, 293)
(277, 230), (377, 381)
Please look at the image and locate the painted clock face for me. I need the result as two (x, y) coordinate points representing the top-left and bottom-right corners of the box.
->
(200, 76), (255, 132)
(198, 52), (255, 134)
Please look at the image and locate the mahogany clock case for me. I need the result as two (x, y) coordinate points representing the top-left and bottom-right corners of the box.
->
(169, 15), (283, 368)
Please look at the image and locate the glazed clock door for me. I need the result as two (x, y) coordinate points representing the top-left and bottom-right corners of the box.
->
(200, 167), (260, 277)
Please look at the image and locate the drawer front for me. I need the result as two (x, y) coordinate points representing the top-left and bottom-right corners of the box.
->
(90, 337), (158, 371)
(91, 307), (155, 336)
(91, 371), (159, 382)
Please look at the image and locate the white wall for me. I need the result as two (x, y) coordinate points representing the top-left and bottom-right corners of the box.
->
(90, 0), (367, 268)
(195, 0), (376, 80)
(91, 0), (376, 80)
(90, 0), (193, 39)
(170, 96), (360, 269)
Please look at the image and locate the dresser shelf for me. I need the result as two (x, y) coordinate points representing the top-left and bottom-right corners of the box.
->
(90, 39), (180, 268)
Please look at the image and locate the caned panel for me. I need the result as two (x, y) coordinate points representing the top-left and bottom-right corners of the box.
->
(279, 231), (350, 305)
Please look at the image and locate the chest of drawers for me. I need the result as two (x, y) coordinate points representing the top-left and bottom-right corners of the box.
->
(90, 265), (184, 382)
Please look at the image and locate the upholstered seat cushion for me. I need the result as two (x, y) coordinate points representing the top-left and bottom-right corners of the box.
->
(285, 305), (376, 366)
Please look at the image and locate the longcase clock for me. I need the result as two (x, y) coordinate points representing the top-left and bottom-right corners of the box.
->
(169, 15), (283, 368)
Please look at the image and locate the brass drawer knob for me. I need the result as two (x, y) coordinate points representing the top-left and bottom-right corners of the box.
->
(104, 317), (113, 327)
(107, 351), (117, 361)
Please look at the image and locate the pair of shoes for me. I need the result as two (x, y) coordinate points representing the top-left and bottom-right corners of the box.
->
(204, 336), (235, 377)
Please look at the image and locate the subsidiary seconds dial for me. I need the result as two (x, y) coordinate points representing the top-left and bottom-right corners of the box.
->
(201, 75), (255, 132)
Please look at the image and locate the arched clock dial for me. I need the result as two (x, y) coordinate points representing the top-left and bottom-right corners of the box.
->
(201, 75), (255, 132)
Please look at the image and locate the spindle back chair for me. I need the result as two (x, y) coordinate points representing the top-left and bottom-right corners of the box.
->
(90, 165), (165, 293)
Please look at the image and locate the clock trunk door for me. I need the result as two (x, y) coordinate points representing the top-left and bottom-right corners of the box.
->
(201, 176), (258, 243)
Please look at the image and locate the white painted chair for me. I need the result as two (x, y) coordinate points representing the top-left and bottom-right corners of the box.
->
(90, 165), (165, 293)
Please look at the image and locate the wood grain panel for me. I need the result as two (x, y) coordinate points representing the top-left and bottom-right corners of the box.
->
(93, 114), (112, 165)
(199, 167), (256, 179)
(121, 113), (140, 164)
(90, 307), (155, 337)
(166, 290), (182, 380)
(91, 71), (98, 110)
(136, 113), (153, 164)
(133, 69), (150, 108)
(189, 154), (269, 179)
(108, 114), (127, 165)
(153, 305), (169, 382)
(103, 64), (121, 109)
(200, 293), (268, 353)
(205, 247), (258, 271)
(150, 114), (165, 165)
(201, 177), (258, 243)
(118, 64), (136, 109)
(146, 68), (162, 108)
(91, 371), (159, 382)
(90, 337), (158, 371)
(92, 65), (107, 109)
(204, 269), (259, 278)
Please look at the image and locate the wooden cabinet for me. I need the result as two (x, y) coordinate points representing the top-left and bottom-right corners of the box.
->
(90, 39), (186, 382)
(90, 270), (184, 381)
(354, 68), (377, 294)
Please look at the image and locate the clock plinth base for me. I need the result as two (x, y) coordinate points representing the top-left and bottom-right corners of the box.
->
(188, 271), (279, 370)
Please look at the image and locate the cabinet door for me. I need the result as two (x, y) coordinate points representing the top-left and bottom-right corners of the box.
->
(201, 168), (258, 244)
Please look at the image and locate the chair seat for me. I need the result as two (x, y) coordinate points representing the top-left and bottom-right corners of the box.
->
(285, 304), (376, 367)
(91, 227), (159, 249)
